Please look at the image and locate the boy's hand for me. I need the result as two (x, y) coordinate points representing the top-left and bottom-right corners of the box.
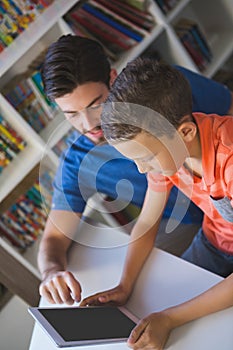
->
(39, 270), (82, 305)
(80, 284), (130, 306)
(127, 312), (172, 350)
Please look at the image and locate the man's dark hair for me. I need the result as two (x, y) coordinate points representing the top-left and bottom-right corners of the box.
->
(101, 58), (193, 142)
(41, 35), (111, 100)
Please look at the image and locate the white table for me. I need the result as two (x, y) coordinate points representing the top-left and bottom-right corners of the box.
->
(29, 222), (233, 349)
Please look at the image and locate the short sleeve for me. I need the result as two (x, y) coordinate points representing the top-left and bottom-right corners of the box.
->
(51, 134), (95, 213)
(51, 151), (88, 213)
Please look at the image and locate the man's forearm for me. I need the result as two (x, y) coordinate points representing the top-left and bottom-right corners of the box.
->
(38, 210), (82, 280)
(37, 235), (71, 280)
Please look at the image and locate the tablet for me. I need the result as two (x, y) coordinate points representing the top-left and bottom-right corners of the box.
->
(28, 306), (139, 348)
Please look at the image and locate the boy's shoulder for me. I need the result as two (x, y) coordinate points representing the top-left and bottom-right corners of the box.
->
(193, 112), (233, 133)
(193, 113), (233, 175)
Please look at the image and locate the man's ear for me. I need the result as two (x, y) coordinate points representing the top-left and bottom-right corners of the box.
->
(177, 121), (197, 142)
(109, 68), (118, 86)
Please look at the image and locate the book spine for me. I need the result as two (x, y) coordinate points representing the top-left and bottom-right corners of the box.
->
(73, 8), (136, 50)
(27, 76), (55, 120)
(83, 1), (144, 42)
(97, 0), (155, 30)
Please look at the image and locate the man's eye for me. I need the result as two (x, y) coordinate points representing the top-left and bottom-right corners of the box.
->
(90, 104), (101, 111)
(65, 112), (80, 120)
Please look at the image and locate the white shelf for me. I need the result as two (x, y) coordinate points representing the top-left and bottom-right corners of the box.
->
(39, 111), (71, 148)
(0, 145), (43, 202)
(0, 0), (78, 78)
(204, 31), (233, 77)
(170, 0), (233, 76)
(115, 23), (164, 72)
(167, 0), (191, 23)
(0, 238), (40, 279)
(0, 94), (44, 145)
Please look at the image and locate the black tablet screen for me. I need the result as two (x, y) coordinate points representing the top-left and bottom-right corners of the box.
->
(39, 307), (136, 341)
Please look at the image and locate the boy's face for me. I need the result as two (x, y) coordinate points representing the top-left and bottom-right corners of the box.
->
(55, 81), (109, 144)
(114, 131), (188, 176)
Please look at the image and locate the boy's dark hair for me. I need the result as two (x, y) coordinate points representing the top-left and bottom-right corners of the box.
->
(41, 35), (111, 100)
(101, 58), (193, 142)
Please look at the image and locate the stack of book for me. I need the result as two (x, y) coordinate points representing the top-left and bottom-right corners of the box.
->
(0, 114), (27, 174)
(0, 0), (54, 52)
(123, 0), (150, 11)
(153, 0), (179, 15)
(174, 18), (212, 71)
(0, 171), (54, 249)
(64, 0), (156, 62)
(2, 70), (58, 133)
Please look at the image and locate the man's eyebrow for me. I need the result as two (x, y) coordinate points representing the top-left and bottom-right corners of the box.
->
(86, 94), (103, 108)
(63, 95), (103, 114)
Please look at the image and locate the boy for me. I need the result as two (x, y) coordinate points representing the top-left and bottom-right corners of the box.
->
(38, 35), (233, 305)
(80, 58), (233, 349)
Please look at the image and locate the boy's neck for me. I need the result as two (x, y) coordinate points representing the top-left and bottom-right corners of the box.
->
(185, 132), (203, 178)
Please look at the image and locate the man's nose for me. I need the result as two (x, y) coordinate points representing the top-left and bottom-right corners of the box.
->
(82, 109), (100, 131)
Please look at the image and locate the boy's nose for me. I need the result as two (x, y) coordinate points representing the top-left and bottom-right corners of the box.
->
(135, 160), (149, 174)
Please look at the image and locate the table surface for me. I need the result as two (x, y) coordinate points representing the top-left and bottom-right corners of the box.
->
(29, 222), (233, 350)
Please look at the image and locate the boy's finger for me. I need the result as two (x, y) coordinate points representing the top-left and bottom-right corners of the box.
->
(127, 319), (147, 345)
(79, 295), (101, 306)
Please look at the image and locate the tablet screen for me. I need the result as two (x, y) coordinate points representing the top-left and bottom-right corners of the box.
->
(29, 306), (138, 346)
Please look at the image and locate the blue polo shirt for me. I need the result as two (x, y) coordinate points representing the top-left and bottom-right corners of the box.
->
(52, 66), (231, 223)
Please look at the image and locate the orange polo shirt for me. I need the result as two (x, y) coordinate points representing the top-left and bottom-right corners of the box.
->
(148, 113), (233, 254)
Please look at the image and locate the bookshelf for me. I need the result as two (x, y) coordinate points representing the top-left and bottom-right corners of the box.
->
(0, 0), (232, 310)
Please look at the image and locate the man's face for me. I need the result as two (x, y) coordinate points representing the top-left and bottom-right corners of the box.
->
(55, 82), (109, 144)
(114, 132), (188, 176)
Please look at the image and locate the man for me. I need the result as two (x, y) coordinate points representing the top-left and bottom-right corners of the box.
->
(38, 34), (233, 305)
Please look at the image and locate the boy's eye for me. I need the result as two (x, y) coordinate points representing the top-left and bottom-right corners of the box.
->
(142, 156), (154, 163)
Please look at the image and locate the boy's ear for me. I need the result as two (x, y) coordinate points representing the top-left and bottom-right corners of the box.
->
(109, 69), (118, 86)
(177, 121), (197, 142)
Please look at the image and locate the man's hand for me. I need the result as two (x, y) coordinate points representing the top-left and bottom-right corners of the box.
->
(80, 284), (130, 307)
(127, 312), (172, 350)
(39, 270), (82, 305)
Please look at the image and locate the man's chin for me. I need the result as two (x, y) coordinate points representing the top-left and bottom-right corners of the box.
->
(85, 130), (105, 144)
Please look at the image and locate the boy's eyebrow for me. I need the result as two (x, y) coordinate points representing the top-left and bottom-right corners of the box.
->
(63, 95), (103, 114)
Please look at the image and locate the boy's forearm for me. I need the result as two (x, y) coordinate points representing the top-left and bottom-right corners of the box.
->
(165, 273), (233, 329)
(120, 220), (161, 293)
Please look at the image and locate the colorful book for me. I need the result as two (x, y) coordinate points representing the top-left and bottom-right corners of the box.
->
(82, 1), (145, 42)
(96, 0), (155, 31)
(69, 10), (132, 54)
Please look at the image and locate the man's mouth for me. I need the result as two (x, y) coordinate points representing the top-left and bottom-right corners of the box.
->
(86, 128), (104, 139)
